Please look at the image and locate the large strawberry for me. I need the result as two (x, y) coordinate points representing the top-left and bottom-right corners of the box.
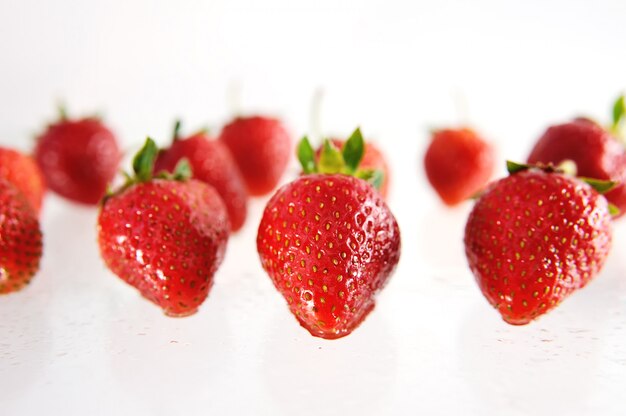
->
(0, 146), (45, 214)
(527, 95), (626, 216)
(154, 121), (248, 232)
(315, 138), (390, 199)
(464, 162), (613, 325)
(0, 179), (43, 294)
(98, 138), (230, 317)
(35, 110), (121, 205)
(257, 128), (401, 339)
(219, 115), (291, 196)
(424, 127), (495, 206)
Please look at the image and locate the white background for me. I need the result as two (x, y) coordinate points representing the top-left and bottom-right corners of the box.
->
(1, 1), (626, 415)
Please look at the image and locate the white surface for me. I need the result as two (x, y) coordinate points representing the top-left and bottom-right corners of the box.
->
(1, 1), (626, 415)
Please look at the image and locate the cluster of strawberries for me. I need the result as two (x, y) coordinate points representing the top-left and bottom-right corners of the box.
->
(0, 95), (624, 339)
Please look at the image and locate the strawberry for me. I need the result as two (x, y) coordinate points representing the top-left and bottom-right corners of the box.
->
(35, 111), (121, 205)
(257, 128), (401, 339)
(424, 127), (495, 206)
(0, 179), (43, 294)
(527, 95), (626, 217)
(97, 138), (230, 317)
(154, 121), (248, 232)
(316, 138), (390, 199)
(219, 115), (291, 196)
(0, 147), (45, 215)
(464, 162), (613, 325)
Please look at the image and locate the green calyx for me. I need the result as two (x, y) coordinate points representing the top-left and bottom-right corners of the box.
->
(105, 138), (192, 200)
(297, 127), (384, 190)
(506, 160), (618, 195)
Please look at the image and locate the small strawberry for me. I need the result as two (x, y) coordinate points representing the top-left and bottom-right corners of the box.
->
(154, 121), (248, 232)
(35, 109), (121, 205)
(0, 147), (45, 215)
(464, 162), (613, 325)
(219, 115), (291, 196)
(0, 179), (43, 294)
(527, 95), (626, 216)
(257, 128), (401, 339)
(316, 138), (390, 199)
(424, 127), (495, 206)
(98, 138), (230, 317)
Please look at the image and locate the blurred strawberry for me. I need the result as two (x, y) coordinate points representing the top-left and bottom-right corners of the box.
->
(0, 147), (45, 214)
(35, 110), (121, 205)
(424, 127), (495, 206)
(219, 116), (291, 196)
(155, 121), (248, 231)
(527, 95), (626, 216)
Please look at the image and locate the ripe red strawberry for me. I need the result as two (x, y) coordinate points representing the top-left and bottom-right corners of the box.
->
(0, 179), (43, 294)
(464, 162), (613, 325)
(154, 122), (248, 232)
(527, 96), (626, 216)
(0, 147), (45, 215)
(257, 129), (401, 339)
(424, 127), (495, 206)
(35, 112), (121, 205)
(316, 138), (390, 199)
(219, 115), (291, 196)
(98, 138), (230, 317)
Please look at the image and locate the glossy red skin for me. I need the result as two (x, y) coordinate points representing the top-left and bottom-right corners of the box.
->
(0, 147), (45, 215)
(0, 179), (43, 294)
(219, 116), (291, 196)
(35, 118), (121, 205)
(98, 179), (230, 317)
(465, 170), (612, 325)
(424, 128), (495, 206)
(154, 132), (248, 231)
(257, 174), (401, 339)
(316, 138), (390, 199)
(527, 118), (626, 217)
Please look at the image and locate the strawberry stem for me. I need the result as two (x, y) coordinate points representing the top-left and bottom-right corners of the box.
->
(612, 94), (625, 135)
(57, 102), (68, 121)
(172, 120), (182, 141)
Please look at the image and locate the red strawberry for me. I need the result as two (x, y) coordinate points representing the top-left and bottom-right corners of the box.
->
(0, 147), (45, 214)
(424, 127), (495, 206)
(35, 111), (121, 205)
(154, 122), (248, 232)
(316, 138), (390, 199)
(527, 96), (626, 216)
(219, 115), (291, 196)
(257, 129), (401, 339)
(0, 179), (43, 294)
(464, 162), (613, 325)
(98, 138), (230, 317)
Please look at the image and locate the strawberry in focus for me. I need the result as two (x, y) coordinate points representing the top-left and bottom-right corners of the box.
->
(464, 162), (613, 325)
(0, 179), (43, 294)
(527, 96), (626, 216)
(316, 138), (390, 199)
(219, 115), (291, 196)
(257, 128), (401, 339)
(424, 127), (495, 206)
(98, 138), (230, 317)
(0, 147), (45, 215)
(154, 121), (248, 231)
(35, 111), (121, 205)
